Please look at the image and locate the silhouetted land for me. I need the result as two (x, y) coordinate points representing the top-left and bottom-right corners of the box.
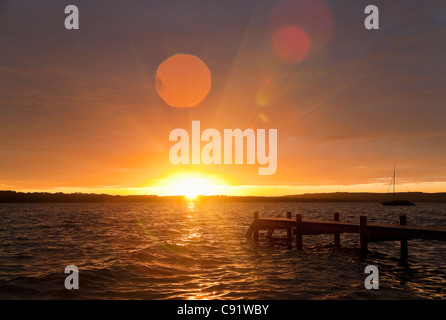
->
(1, 190), (446, 203)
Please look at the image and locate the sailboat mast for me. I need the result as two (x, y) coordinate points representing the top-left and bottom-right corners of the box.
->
(393, 163), (396, 199)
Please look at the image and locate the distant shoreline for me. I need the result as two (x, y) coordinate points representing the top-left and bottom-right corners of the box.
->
(1, 190), (446, 203)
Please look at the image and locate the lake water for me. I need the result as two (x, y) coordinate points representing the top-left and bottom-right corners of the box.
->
(0, 202), (445, 299)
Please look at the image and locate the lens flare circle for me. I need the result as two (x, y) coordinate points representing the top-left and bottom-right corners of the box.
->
(270, 0), (334, 46)
(272, 25), (312, 63)
(156, 54), (211, 108)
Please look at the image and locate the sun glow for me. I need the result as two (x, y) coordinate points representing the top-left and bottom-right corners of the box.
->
(173, 177), (212, 199)
(152, 172), (229, 199)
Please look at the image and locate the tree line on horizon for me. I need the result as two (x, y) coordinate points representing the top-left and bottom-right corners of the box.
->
(1, 190), (446, 203)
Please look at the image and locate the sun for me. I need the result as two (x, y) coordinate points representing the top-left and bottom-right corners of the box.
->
(152, 172), (229, 199)
(173, 178), (211, 200)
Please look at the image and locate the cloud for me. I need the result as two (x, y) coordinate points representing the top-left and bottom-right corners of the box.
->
(1, 0), (446, 191)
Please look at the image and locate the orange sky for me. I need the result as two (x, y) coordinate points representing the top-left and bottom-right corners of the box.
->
(1, 1), (446, 197)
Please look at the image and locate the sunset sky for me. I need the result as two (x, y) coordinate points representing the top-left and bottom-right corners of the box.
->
(1, 0), (445, 196)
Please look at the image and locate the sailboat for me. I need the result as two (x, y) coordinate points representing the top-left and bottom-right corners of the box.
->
(381, 164), (415, 206)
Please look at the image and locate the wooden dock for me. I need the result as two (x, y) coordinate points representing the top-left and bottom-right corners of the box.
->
(246, 212), (446, 260)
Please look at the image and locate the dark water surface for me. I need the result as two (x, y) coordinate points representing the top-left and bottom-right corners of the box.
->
(0, 202), (445, 299)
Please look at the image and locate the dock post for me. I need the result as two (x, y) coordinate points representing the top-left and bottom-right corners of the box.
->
(399, 215), (408, 261)
(253, 212), (259, 243)
(334, 213), (340, 247)
(287, 211), (292, 240)
(359, 216), (368, 257)
(295, 214), (303, 250)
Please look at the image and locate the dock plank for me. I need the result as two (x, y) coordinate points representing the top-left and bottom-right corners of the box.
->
(254, 217), (446, 241)
(248, 213), (446, 260)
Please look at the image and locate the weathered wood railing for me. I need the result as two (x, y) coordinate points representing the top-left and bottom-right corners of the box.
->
(246, 212), (446, 260)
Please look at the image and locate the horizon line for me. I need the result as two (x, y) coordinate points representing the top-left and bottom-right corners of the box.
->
(2, 189), (446, 197)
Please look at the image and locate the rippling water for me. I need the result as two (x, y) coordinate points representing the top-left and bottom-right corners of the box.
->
(0, 202), (445, 299)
